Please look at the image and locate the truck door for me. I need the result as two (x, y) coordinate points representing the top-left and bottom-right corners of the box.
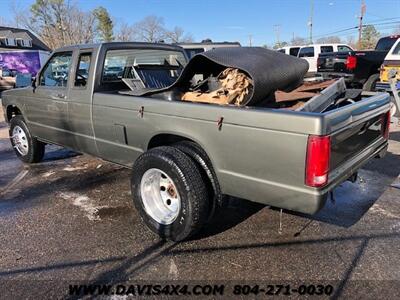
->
(67, 50), (98, 155)
(298, 46), (316, 73)
(27, 51), (75, 146)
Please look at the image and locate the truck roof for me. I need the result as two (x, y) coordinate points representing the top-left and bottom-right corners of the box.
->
(177, 42), (241, 46)
(299, 43), (350, 48)
(54, 42), (186, 53)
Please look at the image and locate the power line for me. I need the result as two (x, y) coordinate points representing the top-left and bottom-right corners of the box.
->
(306, 20), (400, 40)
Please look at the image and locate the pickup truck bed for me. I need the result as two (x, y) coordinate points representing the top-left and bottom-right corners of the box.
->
(1, 42), (391, 241)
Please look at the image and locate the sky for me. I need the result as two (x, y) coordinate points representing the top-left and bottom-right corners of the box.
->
(1, 0), (399, 46)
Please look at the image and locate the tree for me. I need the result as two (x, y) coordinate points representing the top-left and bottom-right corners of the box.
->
(0, 16), (12, 26)
(165, 26), (193, 43)
(346, 35), (357, 50)
(93, 6), (113, 42)
(16, 0), (96, 49)
(273, 41), (288, 49)
(291, 36), (308, 46)
(360, 25), (380, 50)
(132, 15), (166, 42)
(316, 36), (341, 44)
(115, 22), (135, 42)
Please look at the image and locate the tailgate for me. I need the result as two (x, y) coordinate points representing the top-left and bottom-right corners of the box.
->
(322, 92), (391, 181)
(318, 53), (349, 72)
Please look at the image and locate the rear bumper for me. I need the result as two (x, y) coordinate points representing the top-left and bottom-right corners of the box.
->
(317, 72), (355, 82)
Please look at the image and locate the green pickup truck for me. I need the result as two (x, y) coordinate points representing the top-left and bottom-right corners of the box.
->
(1, 42), (391, 241)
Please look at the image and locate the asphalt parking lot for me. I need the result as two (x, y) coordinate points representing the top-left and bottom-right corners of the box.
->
(0, 104), (400, 299)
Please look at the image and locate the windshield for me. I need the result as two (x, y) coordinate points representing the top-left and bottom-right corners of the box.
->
(102, 48), (187, 88)
(375, 37), (397, 51)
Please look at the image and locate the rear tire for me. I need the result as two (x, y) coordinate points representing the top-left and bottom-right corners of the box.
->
(131, 146), (209, 241)
(9, 116), (45, 163)
(174, 141), (225, 221)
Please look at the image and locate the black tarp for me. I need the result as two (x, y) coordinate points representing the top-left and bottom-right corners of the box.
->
(140, 47), (309, 106)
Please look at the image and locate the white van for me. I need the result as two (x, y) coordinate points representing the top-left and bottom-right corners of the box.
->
(298, 44), (353, 73)
(277, 46), (301, 57)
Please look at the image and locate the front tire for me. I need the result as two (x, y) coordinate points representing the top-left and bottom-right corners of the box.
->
(131, 146), (209, 241)
(9, 116), (45, 163)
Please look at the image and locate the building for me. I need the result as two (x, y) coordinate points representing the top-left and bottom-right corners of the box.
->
(0, 26), (50, 52)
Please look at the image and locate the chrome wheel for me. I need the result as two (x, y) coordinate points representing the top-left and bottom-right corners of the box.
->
(11, 125), (29, 156)
(140, 168), (181, 225)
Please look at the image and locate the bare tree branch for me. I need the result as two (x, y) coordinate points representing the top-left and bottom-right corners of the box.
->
(131, 15), (166, 42)
(165, 26), (194, 43)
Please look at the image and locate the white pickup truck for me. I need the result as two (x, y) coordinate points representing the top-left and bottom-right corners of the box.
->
(298, 44), (353, 73)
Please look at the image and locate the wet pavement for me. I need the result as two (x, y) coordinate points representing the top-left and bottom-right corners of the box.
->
(0, 105), (400, 299)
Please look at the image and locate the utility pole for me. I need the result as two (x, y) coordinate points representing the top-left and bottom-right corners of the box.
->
(308, 0), (314, 44)
(358, 0), (366, 49)
(248, 34), (252, 47)
(273, 24), (281, 46)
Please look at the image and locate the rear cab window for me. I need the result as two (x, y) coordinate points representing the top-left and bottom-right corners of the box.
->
(375, 37), (398, 51)
(298, 47), (314, 58)
(102, 48), (187, 89)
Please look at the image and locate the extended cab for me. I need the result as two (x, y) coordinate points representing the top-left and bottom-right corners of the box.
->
(2, 43), (391, 241)
(317, 35), (400, 91)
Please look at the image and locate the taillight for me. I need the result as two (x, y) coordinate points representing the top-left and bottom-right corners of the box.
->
(346, 55), (357, 70)
(317, 58), (323, 67)
(381, 111), (391, 140)
(305, 135), (331, 187)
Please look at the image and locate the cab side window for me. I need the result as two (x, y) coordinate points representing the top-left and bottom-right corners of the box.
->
(338, 45), (352, 52)
(320, 46), (333, 53)
(289, 47), (300, 56)
(39, 52), (72, 87)
(74, 52), (92, 87)
(298, 47), (314, 58)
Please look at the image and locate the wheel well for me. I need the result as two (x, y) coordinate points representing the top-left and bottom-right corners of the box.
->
(147, 134), (192, 150)
(6, 105), (22, 122)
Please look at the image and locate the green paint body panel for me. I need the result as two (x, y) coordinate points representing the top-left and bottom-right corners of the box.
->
(1, 43), (391, 215)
